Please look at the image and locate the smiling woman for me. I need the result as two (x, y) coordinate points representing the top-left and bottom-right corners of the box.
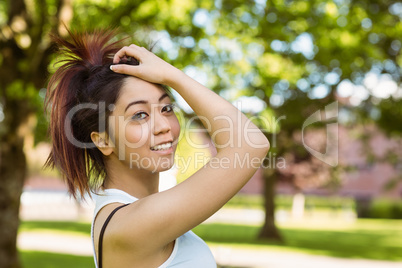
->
(44, 28), (269, 268)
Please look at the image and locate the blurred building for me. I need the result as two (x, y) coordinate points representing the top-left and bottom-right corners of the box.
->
(240, 124), (402, 200)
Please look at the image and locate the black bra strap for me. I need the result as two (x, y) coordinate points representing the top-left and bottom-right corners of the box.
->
(98, 203), (130, 268)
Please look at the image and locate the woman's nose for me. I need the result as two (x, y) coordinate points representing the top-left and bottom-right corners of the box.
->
(152, 110), (171, 135)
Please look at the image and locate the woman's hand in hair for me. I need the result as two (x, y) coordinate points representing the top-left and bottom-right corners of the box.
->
(110, 44), (181, 86)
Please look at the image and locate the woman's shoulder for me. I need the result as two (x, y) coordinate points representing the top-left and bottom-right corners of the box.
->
(93, 188), (138, 216)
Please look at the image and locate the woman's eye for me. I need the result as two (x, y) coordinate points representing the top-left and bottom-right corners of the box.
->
(162, 104), (175, 113)
(132, 112), (148, 120)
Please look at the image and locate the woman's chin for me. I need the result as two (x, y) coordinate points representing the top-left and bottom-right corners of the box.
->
(151, 162), (175, 173)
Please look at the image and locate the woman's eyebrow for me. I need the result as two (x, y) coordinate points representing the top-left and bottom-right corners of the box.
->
(124, 93), (170, 112)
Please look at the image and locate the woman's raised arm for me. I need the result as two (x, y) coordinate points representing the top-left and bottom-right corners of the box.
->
(110, 44), (270, 248)
(111, 44), (269, 155)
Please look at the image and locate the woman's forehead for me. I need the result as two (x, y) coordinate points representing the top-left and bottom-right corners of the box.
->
(116, 77), (168, 108)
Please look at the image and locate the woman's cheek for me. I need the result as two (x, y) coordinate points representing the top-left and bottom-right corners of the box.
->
(171, 117), (181, 141)
(126, 124), (149, 148)
(124, 123), (150, 151)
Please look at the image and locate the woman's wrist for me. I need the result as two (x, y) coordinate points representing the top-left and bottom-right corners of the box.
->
(163, 66), (187, 89)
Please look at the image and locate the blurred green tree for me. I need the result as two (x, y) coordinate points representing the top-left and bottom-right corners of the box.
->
(193, 0), (402, 240)
(0, 0), (63, 266)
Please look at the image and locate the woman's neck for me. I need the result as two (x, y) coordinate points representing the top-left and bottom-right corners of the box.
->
(103, 156), (159, 199)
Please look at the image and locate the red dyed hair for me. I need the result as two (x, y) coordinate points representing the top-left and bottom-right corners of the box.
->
(44, 29), (138, 199)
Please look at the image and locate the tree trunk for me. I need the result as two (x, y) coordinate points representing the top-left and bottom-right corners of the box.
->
(0, 101), (29, 268)
(258, 173), (282, 241)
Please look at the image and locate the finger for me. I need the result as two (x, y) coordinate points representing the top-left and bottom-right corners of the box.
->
(113, 46), (132, 64)
(110, 63), (141, 76)
(113, 45), (142, 64)
(130, 44), (148, 51)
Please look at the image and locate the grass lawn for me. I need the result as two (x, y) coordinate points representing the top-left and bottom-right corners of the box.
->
(20, 221), (91, 236)
(193, 219), (402, 261)
(19, 218), (402, 268)
(20, 251), (94, 268)
(19, 251), (233, 268)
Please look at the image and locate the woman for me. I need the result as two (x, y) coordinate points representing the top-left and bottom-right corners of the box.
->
(45, 29), (269, 268)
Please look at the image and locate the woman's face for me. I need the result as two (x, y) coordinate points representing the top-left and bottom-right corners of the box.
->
(109, 76), (180, 173)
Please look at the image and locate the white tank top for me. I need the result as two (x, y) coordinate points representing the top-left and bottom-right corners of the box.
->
(91, 188), (217, 268)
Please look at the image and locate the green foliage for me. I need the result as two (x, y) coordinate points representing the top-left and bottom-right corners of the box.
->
(226, 194), (355, 211)
(2, 0), (401, 141)
(378, 98), (402, 135)
(363, 199), (402, 219)
(225, 194), (264, 209)
(5, 81), (36, 101)
(2, 0), (401, 150)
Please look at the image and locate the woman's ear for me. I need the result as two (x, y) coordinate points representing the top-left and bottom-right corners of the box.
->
(91, 131), (114, 156)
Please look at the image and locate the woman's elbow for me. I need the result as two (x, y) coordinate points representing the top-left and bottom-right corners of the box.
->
(250, 135), (270, 157)
(260, 137), (270, 155)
